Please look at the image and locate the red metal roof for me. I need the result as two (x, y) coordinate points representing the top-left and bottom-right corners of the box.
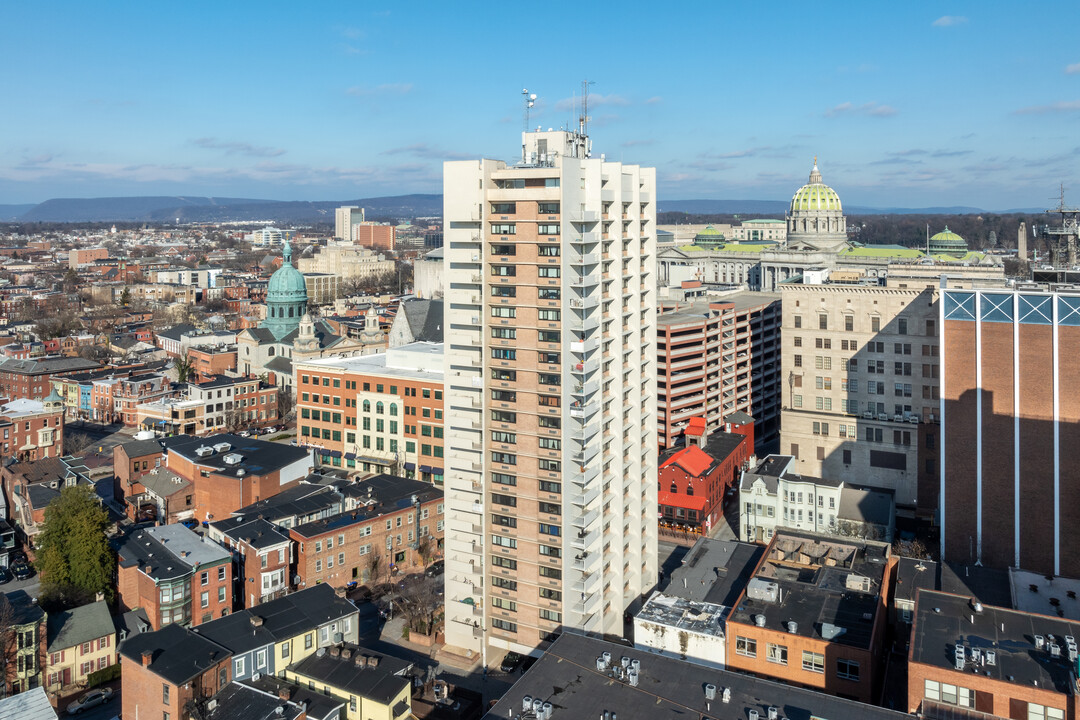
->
(685, 417), (707, 433)
(658, 490), (708, 512)
(659, 444), (713, 477)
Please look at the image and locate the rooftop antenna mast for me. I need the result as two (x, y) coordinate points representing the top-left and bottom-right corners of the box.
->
(522, 88), (537, 131)
(1044, 182), (1080, 269)
(579, 79), (595, 137)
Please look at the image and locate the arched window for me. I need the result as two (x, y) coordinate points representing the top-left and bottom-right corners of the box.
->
(268, 347), (276, 356)
(376, 401), (384, 414)
(362, 400), (370, 413)
(686, 484), (694, 496)
(389, 403), (397, 416)
(670, 481), (678, 494)
(288, 306), (294, 318)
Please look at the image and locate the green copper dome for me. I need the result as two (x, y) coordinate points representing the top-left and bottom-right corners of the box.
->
(929, 227), (968, 258)
(790, 162), (842, 213)
(260, 241), (309, 341)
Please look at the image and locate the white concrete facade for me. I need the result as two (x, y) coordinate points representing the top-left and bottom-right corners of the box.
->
(442, 129), (658, 660)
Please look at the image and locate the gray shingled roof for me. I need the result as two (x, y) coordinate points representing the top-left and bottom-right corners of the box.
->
(47, 599), (114, 653)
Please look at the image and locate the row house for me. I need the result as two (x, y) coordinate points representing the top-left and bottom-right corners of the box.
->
(187, 343), (238, 380)
(136, 378), (277, 436)
(160, 434), (312, 524)
(50, 360), (169, 420)
(291, 474), (444, 589)
(1, 456), (93, 551)
(115, 524), (233, 630)
(118, 584), (357, 720)
(2, 590), (47, 695)
(0, 390), (66, 461)
(212, 517), (292, 608)
(113, 438), (165, 511)
(44, 598), (116, 700)
(92, 372), (174, 425)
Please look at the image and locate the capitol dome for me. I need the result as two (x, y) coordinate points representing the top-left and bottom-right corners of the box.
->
(260, 240), (309, 340)
(786, 159), (848, 250)
(929, 227), (968, 258)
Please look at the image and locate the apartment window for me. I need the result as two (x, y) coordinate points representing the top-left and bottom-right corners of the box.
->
(492, 285), (516, 297)
(793, 316), (802, 328)
(492, 389), (516, 402)
(492, 576), (517, 591)
(491, 514), (517, 528)
(538, 330), (560, 343)
(1027, 704), (1064, 720)
(818, 314), (828, 330)
(538, 352), (560, 364)
(766, 643), (788, 665)
(491, 451), (515, 465)
(200, 591), (209, 608)
(538, 437), (561, 450)
(836, 659), (860, 681)
(235, 657), (245, 677)
(538, 309), (561, 321)
(735, 636), (757, 658)
(492, 472), (516, 486)
(538, 523), (560, 536)
(491, 619), (517, 633)
(537, 245), (560, 256)
(793, 355), (802, 368)
(802, 651), (825, 673)
(491, 431), (516, 444)
(871, 316), (881, 332)
(538, 566), (562, 579)
(539, 609), (562, 622)
(491, 306), (516, 318)
(491, 348), (516, 360)
(539, 480), (561, 493)
(537, 224), (561, 235)
(491, 409), (516, 423)
(538, 288), (560, 300)
(538, 459), (561, 472)
(491, 556), (517, 570)
(492, 327), (516, 339)
(844, 315), (854, 331)
(490, 223), (516, 234)
(304, 633), (313, 649)
(491, 202), (516, 213)
(793, 395), (802, 408)
(490, 244), (515, 256)
(492, 597), (517, 612)
(491, 493), (517, 508)
(538, 267), (561, 278)
(491, 534), (517, 548)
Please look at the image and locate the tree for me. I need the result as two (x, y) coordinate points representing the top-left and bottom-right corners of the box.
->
(276, 387), (294, 420)
(364, 552), (384, 589)
(174, 355), (194, 383)
(119, 287), (131, 307)
(393, 576), (441, 636)
(64, 432), (92, 455)
(35, 486), (115, 609)
(416, 534), (435, 568)
(0, 595), (16, 694)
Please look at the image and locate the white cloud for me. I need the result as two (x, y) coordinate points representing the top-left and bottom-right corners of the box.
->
(192, 138), (286, 158)
(932, 15), (968, 27)
(1066, 63), (1080, 75)
(824, 101), (898, 118)
(1014, 100), (1080, 115)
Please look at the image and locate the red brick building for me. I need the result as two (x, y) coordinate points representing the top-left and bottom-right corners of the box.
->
(118, 623), (232, 720)
(113, 437), (164, 508)
(908, 590), (1077, 720)
(161, 434), (312, 524)
(290, 474), (443, 589)
(724, 530), (894, 704)
(187, 344), (238, 380)
(211, 517), (292, 608)
(0, 390), (65, 461)
(657, 414), (753, 535)
(115, 524), (233, 630)
(0, 356), (101, 401)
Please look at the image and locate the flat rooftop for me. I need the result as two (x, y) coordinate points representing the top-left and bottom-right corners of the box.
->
(663, 537), (765, 607)
(636, 593), (727, 638)
(911, 590), (1080, 695)
(728, 530), (890, 650)
(485, 632), (910, 720)
(1010, 568), (1080, 621)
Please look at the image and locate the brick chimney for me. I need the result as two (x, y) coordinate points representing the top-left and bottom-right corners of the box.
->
(684, 417), (708, 447)
(277, 685), (292, 701)
(141, 650), (153, 666)
(250, 615), (264, 628)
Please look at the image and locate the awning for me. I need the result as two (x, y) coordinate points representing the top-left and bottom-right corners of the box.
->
(318, 448), (331, 455)
(403, 462), (416, 470)
(419, 465), (433, 473)
(344, 453), (356, 460)
(431, 467), (444, 475)
(329, 450), (342, 458)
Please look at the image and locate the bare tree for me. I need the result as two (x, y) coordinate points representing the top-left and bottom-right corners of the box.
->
(416, 534), (435, 568)
(65, 432), (92, 455)
(364, 552), (384, 588)
(393, 577), (441, 636)
(276, 387), (293, 421)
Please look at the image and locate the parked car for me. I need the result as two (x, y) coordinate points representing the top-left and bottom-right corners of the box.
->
(66, 687), (114, 715)
(425, 560), (444, 578)
(11, 562), (33, 581)
(179, 518), (200, 530)
(12, 551), (27, 565)
(238, 430), (251, 438)
(500, 651), (525, 674)
(0, 567), (11, 585)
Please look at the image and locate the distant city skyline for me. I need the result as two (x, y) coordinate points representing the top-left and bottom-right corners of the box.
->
(2, 1), (1078, 209)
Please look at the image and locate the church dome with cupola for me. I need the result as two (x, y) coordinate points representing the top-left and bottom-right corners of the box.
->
(261, 240), (309, 340)
(786, 159), (848, 251)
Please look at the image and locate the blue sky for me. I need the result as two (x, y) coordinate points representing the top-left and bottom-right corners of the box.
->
(1, 1), (1078, 210)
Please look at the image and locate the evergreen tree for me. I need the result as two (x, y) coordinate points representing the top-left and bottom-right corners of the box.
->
(35, 486), (115, 608)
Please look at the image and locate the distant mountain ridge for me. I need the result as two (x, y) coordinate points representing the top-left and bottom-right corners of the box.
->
(11, 194), (443, 223)
(1, 194), (1038, 223)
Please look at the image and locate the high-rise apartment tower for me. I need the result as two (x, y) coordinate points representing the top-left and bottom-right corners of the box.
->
(442, 128), (657, 661)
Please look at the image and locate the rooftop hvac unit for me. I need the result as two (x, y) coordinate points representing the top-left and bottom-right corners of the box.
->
(222, 453), (243, 466)
(985, 650), (996, 666)
(768, 708), (778, 720)
(954, 645), (965, 670)
(1035, 635), (1045, 649)
(722, 687), (731, 704)
(213, 442), (231, 453)
(705, 684), (717, 700)
(195, 446), (214, 458)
